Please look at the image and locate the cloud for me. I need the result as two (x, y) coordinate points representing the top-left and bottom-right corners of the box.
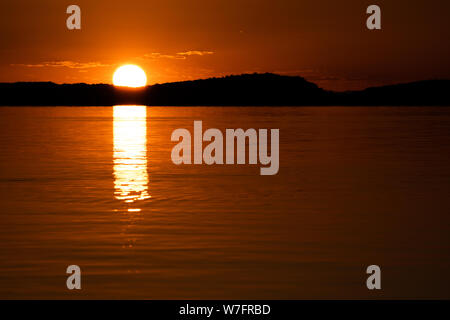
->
(143, 53), (186, 60)
(11, 61), (111, 69)
(176, 50), (214, 56)
(143, 50), (214, 60)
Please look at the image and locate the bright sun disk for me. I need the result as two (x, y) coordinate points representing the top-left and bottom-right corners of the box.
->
(113, 64), (147, 87)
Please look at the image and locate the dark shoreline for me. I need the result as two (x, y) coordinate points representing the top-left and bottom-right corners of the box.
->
(1, 73), (449, 106)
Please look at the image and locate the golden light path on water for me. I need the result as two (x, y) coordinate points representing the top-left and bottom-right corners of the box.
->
(113, 105), (150, 211)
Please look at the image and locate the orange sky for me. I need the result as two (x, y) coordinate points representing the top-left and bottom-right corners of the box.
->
(0, 0), (449, 91)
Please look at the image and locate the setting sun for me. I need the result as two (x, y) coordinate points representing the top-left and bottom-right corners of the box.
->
(113, 64), (147, 88)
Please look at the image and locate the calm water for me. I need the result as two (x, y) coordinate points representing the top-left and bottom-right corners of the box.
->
(0, 106), (449, 299)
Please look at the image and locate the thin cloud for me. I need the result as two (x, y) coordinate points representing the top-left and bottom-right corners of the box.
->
(143, 53), (186, 60)
(176, 50), (214, 56)
(11, 61), (111, 69)
(143, 51), (214, 60)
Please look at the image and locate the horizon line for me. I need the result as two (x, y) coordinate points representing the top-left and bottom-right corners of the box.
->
(0, 73), (449, 93)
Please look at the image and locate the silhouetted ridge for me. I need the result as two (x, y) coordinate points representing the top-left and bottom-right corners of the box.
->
(0, 73), (449, 106)
(0, 82), (117, 106)
(146, 73), (326, 105)
(338, 80), (450, 106)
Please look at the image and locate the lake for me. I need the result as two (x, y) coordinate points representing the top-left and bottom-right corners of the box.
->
(0, 106), (449, 299)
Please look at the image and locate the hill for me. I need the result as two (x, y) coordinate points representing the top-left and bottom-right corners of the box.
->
(0, 73), (449, 106)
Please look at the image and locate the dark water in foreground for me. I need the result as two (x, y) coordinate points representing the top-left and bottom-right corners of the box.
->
(0, 106), (449, 299)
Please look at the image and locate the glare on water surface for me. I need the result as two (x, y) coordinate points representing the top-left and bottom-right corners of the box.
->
(113, 105), (150, 209)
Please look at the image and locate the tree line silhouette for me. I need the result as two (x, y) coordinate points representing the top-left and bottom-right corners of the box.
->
(0, 73), (449, 106)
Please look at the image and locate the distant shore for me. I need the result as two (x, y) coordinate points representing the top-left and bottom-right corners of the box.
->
(0, 73), (449, 106)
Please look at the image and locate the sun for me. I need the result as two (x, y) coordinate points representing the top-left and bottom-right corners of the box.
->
(113, 64), (147, 87)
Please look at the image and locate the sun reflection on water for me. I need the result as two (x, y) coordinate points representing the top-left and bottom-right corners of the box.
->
(113, 105), (150, 209)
